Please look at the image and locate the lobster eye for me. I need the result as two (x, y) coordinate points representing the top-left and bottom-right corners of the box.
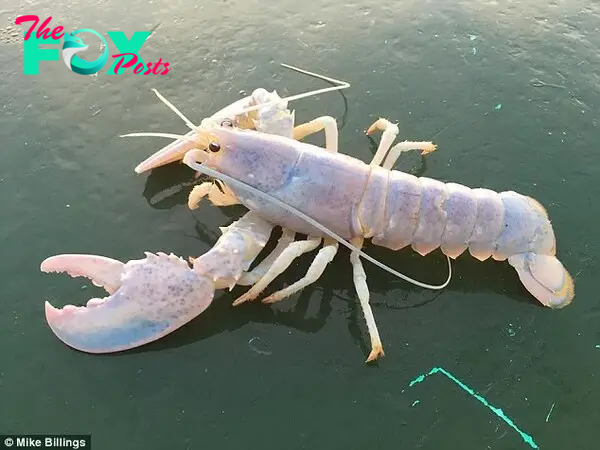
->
(208, 142), (221, 153)
(220, 119), (233, 127)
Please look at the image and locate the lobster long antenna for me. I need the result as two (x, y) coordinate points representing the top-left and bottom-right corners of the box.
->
(120, 132), (195, 140)
(151, 88), (197, 130)
(182, 151), (452, 291)
(280, 62), (351, 87)
(234, 63), (351, 117)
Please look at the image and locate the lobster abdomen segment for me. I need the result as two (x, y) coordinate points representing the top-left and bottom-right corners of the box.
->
(369, 170), (422, 251)
(467, 188), (505, 260)
(411, 177), (448, 256)
(440, 183), (479, 259)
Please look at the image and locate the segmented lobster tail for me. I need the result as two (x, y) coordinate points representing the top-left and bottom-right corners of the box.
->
(365, 170), (575, 307)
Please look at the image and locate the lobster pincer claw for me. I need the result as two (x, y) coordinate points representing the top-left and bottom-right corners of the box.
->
(41, 252), (216, 353)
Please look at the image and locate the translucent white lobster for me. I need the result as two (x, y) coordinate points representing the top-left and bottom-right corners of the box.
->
(42, 64), (440, 362)
(114, 62), (574, 359)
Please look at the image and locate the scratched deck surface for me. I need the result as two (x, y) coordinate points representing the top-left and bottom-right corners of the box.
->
(1, 0), (598, 449)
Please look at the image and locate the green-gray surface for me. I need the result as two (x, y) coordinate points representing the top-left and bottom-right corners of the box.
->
(1, 1), (598, 449)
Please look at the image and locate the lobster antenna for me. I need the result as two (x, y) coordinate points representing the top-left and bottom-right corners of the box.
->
(182, 151), (452, 290)
(280, 62), (351, 88)
(119, 132), (195, 140)
(234, 63), (351, 117)
(151, 88), (197, 130)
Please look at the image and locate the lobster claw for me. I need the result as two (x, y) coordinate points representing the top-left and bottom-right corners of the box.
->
(41, 252), (215, 353)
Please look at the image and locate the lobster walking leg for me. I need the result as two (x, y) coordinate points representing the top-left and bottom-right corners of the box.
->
(349, 236), (384, 362)
(188, 180), (239, 209)
(261, 238), (339, 304)
(367, 118), (400, 166)
(366, 118), (437, 169)
(382, 141), (437, 170)
(292, 116), (339, 152)
(237, 229), (297, 286)
(231, 237), (323, 305)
